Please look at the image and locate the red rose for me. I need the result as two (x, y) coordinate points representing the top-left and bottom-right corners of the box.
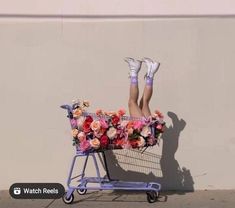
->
(85, 115), (93, 123)
(83, 122), (91, 133)
(112, 115), (120, 126)
(100, 135), (109, 148)
(82, 116), (93, 133)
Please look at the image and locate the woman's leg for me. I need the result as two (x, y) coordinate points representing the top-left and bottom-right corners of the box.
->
(129, 76), (144, 117)
(139, 83), (153, 117)
(125, 58), (144, 118)
(139, 58), (160, 117)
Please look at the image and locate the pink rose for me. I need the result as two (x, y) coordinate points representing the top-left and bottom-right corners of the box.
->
(77, 132), (86, 142)
(100, 118), (108, 129)
(80, 140), (91, 152)
(70, 119), (77, 128)
(133, 120), (144, 130)
(94, 130), (103, 138)
(120, 120), (128, 128)
(156, 124), (163, 130)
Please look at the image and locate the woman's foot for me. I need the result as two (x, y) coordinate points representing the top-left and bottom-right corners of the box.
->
(142, 57), (160, 78)
(124, 57), (142, 77)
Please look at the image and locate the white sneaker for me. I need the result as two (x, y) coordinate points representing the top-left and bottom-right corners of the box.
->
(124, 57), (142, 77)
(142, 57), (160, 78)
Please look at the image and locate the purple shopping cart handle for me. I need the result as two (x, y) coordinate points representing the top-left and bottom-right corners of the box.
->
(60, 105), (74, 118)
(60, 104), (72, 110)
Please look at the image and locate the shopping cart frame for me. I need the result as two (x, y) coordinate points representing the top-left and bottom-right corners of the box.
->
(61, 104), (161, 204)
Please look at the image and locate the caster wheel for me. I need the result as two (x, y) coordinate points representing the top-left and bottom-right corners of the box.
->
(146, 191), (159, 203)
(76, 188), (87, 195)
(62, 192), (74, 204)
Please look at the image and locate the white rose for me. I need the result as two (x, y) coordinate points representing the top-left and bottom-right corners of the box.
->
(137, 136), (146, 147)
(106, 127), (117, 140)
(140, 126), (151, 137)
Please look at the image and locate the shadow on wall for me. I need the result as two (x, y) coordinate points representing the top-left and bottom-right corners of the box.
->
(103, 111), (194, 192)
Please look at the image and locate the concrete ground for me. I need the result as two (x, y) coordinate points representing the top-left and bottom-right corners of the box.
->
(1, 190), (235, 208)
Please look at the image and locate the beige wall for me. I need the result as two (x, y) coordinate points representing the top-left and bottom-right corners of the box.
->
(1, 18), (235, 190)
(0, 0), (235, 16)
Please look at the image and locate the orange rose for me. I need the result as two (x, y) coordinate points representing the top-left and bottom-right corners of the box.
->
(90, 120), (101, 131)
(73, 108), (83, 118)
(71, 129), (79, 138)
(90, 138), (100, 149)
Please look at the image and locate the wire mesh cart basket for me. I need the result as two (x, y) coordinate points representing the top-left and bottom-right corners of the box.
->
(61, 101), (164, 204)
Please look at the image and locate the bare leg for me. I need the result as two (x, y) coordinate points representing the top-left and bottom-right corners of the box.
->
(129, 81), (144, 118)
(139, 84), (153, 117)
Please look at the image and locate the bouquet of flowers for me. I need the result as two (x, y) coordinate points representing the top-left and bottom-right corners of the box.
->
(69, 99), (165, 153)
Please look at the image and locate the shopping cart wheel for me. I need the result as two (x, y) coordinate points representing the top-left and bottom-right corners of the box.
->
(146, 191), (159, 203)
(62, 192), (74, 204)
(76, 188), (87, 195)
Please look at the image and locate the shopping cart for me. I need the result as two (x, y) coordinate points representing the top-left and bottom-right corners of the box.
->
(61, 102), (163, 204)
